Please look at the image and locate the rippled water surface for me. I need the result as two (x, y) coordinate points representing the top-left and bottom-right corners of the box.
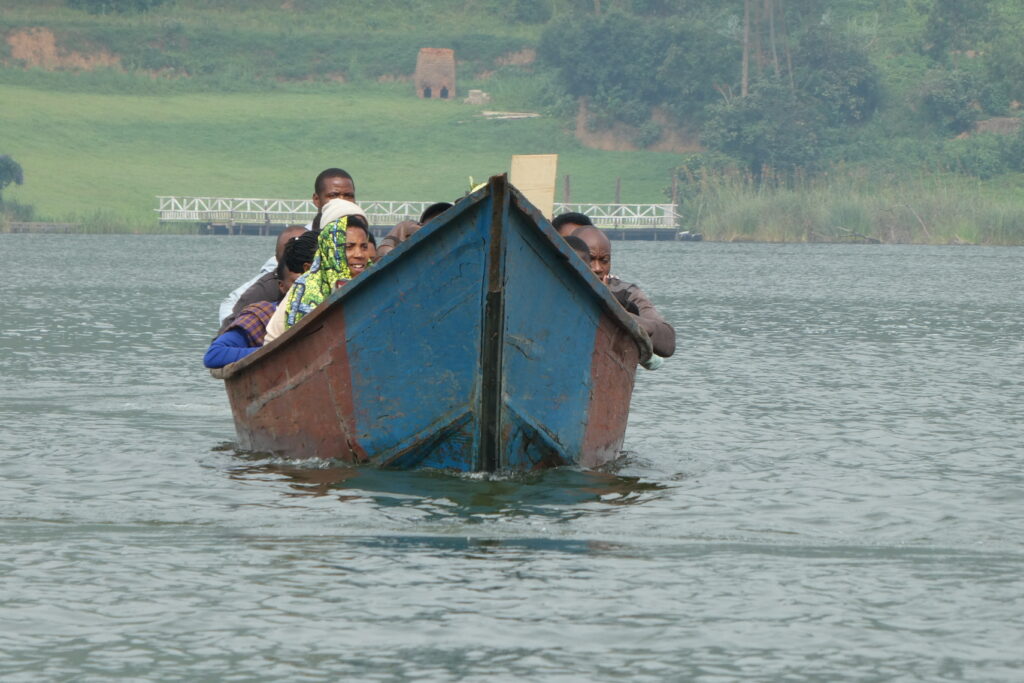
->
(1, 235), (1022, 681)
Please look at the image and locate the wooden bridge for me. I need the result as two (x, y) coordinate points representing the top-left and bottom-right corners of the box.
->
(156, 196), (680, 239)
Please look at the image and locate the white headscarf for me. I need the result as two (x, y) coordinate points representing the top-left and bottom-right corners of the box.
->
(319, 198), (366, 227)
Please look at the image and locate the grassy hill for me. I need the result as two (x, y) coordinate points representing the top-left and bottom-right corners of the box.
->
(3, 0), (685, 229)
(0, 79), (681, 230)
(3, 0), (1024, 242)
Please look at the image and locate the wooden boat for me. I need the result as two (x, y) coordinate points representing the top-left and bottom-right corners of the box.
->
(216, 175), (652, 472)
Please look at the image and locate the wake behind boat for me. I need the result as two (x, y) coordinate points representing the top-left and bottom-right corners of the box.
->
(214, 175), (652, 472)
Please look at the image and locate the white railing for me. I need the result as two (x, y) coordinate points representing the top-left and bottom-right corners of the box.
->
(156, 197), (678, 229)
(555, 202), (677, 228)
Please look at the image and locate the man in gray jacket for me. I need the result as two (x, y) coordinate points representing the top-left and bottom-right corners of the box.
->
(572, 225), (676, 360)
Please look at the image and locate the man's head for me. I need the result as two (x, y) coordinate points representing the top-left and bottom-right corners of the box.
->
(312, 168), (356, 209)
(275, 225), (308, 262)
(572, 226), (612, 283)
(552, 212), (594, 237)
(564, 235), (590, 263)
(419, 202), (453, 225)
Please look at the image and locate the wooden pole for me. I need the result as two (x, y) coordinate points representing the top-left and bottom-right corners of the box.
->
(742, 0), (751, 97)
(767, 0), (781, 78)
(615, 177), (621, 204)
(671, 174), (679, 212)
(780, 0), (795, 91)
(752, 0), (763, 76)
(563, 174), (571, 203)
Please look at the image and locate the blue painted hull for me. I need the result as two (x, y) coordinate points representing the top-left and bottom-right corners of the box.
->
(220, 176), (652, 471)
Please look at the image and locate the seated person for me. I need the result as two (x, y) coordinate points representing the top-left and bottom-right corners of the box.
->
(217, 168), (357, 322)
(264, 201), (371, 344)
(218, 225), (306, 324)
(203, 301), (277, 369)
(218, 227), (317, 332)
(552, 211), (594, 237)
(204, 233), (318, 368)
(376, 202), (453, 257)
(572, 225), (676, 359)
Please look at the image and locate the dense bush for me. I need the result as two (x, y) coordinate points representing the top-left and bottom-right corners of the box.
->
(538, 9), (736, 127)
(502, 0), (552, 24)
(922, 0), (994, 60)
(0, 155), (24, 204)
(941, 134), (1011, 179)
(703, 80), (826, 175)
(67, 0), (171, 13)
(920, 69), (983, 133)
(794, 27), (882, 126)
(985, 32), (1024, 105)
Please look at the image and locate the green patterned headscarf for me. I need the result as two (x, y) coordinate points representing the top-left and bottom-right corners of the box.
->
(283, 217), (353, 329)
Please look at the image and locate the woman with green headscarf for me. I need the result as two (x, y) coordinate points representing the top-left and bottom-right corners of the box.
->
(263, 200), (369, 344)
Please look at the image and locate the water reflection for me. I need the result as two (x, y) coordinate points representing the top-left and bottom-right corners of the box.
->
(222, 446), (669, 522)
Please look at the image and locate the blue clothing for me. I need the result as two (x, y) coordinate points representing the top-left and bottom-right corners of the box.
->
(203, 329), (260, 369)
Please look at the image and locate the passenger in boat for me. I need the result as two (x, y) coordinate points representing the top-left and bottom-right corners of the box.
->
(552, 211), (595, 237)
(218, 225), (309, 330)
(203, 301), (277, 369)
(205, 233), (319, 366)
(212, 231), (315, 331)
(217, 168), (357, 323)
(572, 225), (676, 359)
(308, 167), (357, 231)
(263, 201), (370, 344)
(376, 201), (453, 257)
(217, 225), (306, 324)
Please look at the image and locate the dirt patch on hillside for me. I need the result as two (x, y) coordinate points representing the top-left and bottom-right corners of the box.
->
(6, 28), (120, 70)
(496, 49), (535, 66)
(574, 99), (703, 154)
(973, 116), (1022, 135)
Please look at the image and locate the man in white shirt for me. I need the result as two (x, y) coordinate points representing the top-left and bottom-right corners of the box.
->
(217, 168), (356, 324)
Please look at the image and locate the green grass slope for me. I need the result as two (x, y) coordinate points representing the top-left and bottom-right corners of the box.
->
(4, 0), (1024, 242)
(1, 80), (681, 228)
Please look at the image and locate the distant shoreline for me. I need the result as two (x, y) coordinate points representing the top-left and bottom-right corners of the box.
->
(3, 221), (1019, 246)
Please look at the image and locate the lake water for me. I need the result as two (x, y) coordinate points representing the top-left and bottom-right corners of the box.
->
(1, 235), (1021, 681)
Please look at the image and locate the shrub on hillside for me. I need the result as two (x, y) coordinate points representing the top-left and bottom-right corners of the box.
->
(67, 0), (171, 13)
(985, 32), (1024, 106)
(502, 0), (552, 24)
(703, 80), (826, 176)
(940, 134), (1012, 179)
(920, 69), (982, 134)
(922, 0), (994, 60)
(794, 26), (882, 126)
(538, 10), (735, 127)
(0, 155), (24, 205)
(1, 200), (35, 222)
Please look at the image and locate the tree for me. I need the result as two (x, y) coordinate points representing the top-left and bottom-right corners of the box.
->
(67, 0), (169, 14)
(703, 79), (825, 175)
(794, 26), (881, 126)
(0, 155), (23, 205)
(539, 9), (737, 126)
(922, 0), (993, 60)
(920, 69), (982, 134)
(985, 31), (1024, 105)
